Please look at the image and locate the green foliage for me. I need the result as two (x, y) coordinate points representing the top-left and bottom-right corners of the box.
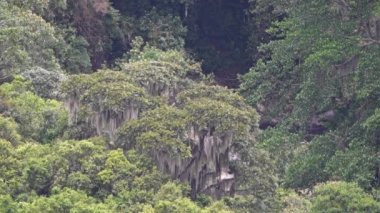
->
(61, 70), (157, 141)
(284, 134), (337, 189)
(155, 198), (201, 213)
(241, 0), (380, 195)
(178, 84), (249, 108)
(117, 106), (190, 157)
(62, 70), (151, 112)
(22, 67), (66, 99)
(59, 31), (92, 73)
(98, 149), (137, 194)
(108, 1), (187, 52)
(119, 38), (202, 97)
(239, 18), (303, 121)
(138, 9), (187, 50)
(149, 182), (233, 213)
(178, 84), (258, 135)
(0, 194), (18, 213)
(0, 138), (206, 211)
(202, 201), (233, 213)
(256, 126), (303, 178)
(0, 77), (67, 143)
(126, 37), (200, 72)
(325, 140), (378, 189)
(0, 140), (23, 196)
(154, 182), (190, 202)
(0, 116), (22, 145)
(276, 188), (311, 213)
(0, 2), (62, 75)
(311, 181), (380, 213)
(241, 0), (379, 118)
(2, 1), (379, 212)
(6, 0), (67, 17)
(185, 98), (254, 136)
(22, 188), (111, 213)
(226, 147), (278, 212)
(48, 139), (107, 194)
(363, 108), (380, 136)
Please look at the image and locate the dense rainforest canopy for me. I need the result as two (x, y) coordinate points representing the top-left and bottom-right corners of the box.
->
(0, 0), (379, 212)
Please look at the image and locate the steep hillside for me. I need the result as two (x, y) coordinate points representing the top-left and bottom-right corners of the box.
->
(0, 0), (379, 212)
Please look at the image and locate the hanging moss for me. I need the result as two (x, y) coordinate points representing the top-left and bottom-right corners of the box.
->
(62, 70), (154, 141)
(179, 85), (258, 197)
